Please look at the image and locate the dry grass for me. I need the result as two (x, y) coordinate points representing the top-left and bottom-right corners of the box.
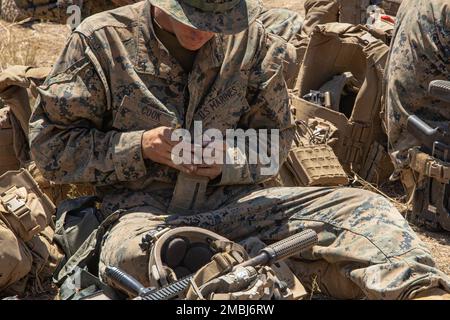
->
(0, 19), (37, 69)
(0, 19), (70, 71)
(264, 0), (306, 15)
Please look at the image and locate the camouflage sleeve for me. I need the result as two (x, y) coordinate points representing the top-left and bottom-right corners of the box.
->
(29, 32), (147, 185)
(385, 0), (450, 168)
(219, 32), (295, 185)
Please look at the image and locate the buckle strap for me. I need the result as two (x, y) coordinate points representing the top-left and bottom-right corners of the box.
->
(1, 187), (40, 237)
(409, 148), (450, 183)
(139, 226), (170, 252)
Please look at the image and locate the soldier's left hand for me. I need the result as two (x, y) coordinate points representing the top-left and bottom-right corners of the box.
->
(190, 139), (225, 179)
(193, 163), (223, 179)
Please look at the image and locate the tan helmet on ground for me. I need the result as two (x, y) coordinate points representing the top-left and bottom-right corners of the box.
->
(145, 226), (247, 289)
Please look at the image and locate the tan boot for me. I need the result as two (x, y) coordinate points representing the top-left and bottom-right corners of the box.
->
(413, 288), (450, 300)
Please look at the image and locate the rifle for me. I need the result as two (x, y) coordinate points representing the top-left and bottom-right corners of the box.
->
(405, 80), (450, 231)
(105, 229), (318, 300)
(406, 80), (450, 162)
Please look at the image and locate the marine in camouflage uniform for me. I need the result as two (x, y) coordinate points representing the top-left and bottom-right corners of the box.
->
(29, 0), (450, 299)
(384, 0), (450, 174)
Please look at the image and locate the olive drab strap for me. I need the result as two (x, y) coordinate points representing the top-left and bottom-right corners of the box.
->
(292, 23), (393, 184)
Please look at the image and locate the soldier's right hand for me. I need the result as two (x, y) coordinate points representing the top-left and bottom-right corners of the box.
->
(142, 127), (196, 174)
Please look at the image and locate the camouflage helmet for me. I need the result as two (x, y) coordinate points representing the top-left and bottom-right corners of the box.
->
(149, 0), (262, 34)
(146, 226), (248, 289)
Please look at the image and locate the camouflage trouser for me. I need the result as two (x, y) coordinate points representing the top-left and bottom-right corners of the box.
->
(98, 187), (450, 300)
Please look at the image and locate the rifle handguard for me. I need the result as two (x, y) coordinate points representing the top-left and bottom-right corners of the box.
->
(237, 229), (318, 268)
(429, 80), (450, 104)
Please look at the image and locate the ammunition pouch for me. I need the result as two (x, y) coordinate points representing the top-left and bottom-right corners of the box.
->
(265, 113), (349, 188)
(403, 148), (450, 231)
(285, 143), (349, 187)
(168, 173), (209, 215)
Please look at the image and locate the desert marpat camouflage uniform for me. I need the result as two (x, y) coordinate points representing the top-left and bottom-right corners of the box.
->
(384, 0), (450, 172)
(29, 1), (450, 299)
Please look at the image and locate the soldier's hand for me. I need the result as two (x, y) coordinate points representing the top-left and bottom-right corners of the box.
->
(142, 127), (196, 174)
(194, 163), (223, 180)
(193, 141), (225, 179)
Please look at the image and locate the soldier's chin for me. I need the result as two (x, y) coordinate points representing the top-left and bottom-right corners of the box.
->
(178, 38), (208, 51)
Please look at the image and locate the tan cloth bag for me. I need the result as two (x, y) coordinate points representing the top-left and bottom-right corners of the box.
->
(0, 169), (63, 296)
(292, 23), (393, 185)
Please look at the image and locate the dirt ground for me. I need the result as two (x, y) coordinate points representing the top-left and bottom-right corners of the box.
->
(0, 0), (448, 297)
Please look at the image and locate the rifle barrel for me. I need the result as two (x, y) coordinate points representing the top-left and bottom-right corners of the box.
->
(237, 229), (318, 269)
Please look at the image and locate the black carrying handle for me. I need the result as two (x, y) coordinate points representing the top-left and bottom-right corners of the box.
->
(405, 79), (450, 149)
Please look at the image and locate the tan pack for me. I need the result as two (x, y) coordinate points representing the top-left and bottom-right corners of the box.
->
(0, 66), (94, 205)
(0, 169), (54, 242)
(0, 66), (52, 175)
(0, 169), (62, 296)
(292, 23), (393, 185)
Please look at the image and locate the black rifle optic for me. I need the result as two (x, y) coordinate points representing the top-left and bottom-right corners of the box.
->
(105, 229), (318, 300)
